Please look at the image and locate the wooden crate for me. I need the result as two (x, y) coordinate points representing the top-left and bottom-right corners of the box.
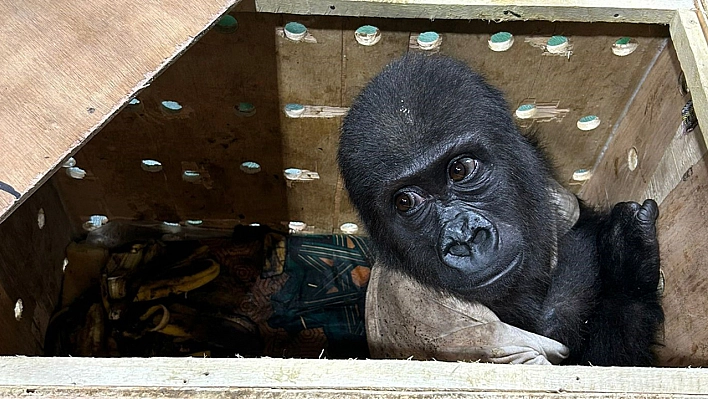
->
(1, 0), (708, 397)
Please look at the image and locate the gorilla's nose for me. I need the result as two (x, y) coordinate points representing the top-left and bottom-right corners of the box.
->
(439, 212), (497, 268)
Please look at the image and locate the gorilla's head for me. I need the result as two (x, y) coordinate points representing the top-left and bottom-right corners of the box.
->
(338, 54), (559, 300)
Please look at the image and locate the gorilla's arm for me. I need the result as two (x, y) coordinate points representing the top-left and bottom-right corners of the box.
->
(539, 219), (601, 352)
(540, 201), (663, 365)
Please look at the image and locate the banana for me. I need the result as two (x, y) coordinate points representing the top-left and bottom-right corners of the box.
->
(134, 259), (220, 302)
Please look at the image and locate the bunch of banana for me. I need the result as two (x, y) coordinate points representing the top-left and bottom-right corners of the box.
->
(101, 244), (220, 320)
(134, 258), (220, 302)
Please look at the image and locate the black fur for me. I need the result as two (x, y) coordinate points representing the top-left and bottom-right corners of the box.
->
(338, 54), (663, 366)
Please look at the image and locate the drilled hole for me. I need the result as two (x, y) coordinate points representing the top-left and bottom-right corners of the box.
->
(83, 215), (109, 231)
(14, 299), (23, 321)
(289, 221), (307, 232)
(37, 208), (45, 229)
(141, 159), (163, 172)
(235, 102), (256, 117)
(66, 167), (87, 180)
(340, 223), (359, 234)
(355, 25), (381, 46)
(417, 31), (441, 50)
(577, 115), (601, 131)
(62, 157), (76, 168)
(284, 22), (307, 41)
(572, 169), (592, 182)
(240, 161), (262, 174)
(627, 147), (639, 171)
(215, 15), (238, 33)
(161, 100), (183, 113)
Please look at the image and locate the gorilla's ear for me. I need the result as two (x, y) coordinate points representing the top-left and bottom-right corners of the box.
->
(549, 179), (580, 236)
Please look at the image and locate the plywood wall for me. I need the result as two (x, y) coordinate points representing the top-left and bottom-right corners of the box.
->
(0, 177), (72, 355)
(56, 11), (670, 235)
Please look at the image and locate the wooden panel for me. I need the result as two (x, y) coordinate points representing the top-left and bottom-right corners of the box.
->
(579, 43), (686, 206)
(0, 176), (73, 355)
(277, 16), (345, 232)
(0, 0), (239, 225)
(57, 13), (289, 229)
(255, 0), (689, 24)
(644, 126), (706, 205)
(438, 22), (669, 188)
(671, 10), (708, 150)
(655, 153), (708, 366)
(3, 357), (708, 397)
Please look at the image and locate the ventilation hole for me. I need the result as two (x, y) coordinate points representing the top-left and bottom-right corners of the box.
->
(284, 22), (308, 41)
(627, 147), (639, 171)
(488, 32), (514, 52)
(162, 221), (181, 233)
(283, 168), (320, 181)
(37, 208), (45, 229)
(235, 102), (256, 117)
(572, 169), (593, 181)
(612, 37), (638, 56)
(284, 168), (302, 180)
(14, 299), (23, 321)
(577, 115), (601, 131)
(127, 98), (143, 112)
(613, 13), (620, 18)
(340, 223), (359, 234)
(515, 104), (537, 119)
(284, 103), (305, 118)
(83, 215), (108, 231)
(186, 219), (203, 226)
(62, 157), (76, 168)
(215, 15), (238, 33)
(182, 170), (201, 182)
(141, 159), (163, 172)
(161, 100), (183, 113)
(289, 221), (307, 232)
(355, 25), (381, 46)
(240, 161), (262, 174)
(546, 35), (569, 54)
(329, 5), (335, 10)
(417, 31), (441, 50)
(66, 167), (87, 179)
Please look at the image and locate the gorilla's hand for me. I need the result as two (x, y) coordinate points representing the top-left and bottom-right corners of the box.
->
(600, 199), (661, 296)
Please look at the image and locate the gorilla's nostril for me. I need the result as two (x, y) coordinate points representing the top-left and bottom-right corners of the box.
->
(471, 229), (489, 245)
(449, 243), (471, 257)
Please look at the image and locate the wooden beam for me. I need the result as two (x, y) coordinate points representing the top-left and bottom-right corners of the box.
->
(1, 357), (708, 398)
(255, 0), (690, 24)
(0, 0), (240, 225)
(671, 9), (708, 149)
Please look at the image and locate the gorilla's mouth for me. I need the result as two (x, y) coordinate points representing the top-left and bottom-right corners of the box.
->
(476, 252), (523, 288)
(440, 250), (523, 289)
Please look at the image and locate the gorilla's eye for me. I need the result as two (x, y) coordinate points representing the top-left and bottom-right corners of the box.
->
(449, 157), (477, 182)
(394, 191), (424, 213)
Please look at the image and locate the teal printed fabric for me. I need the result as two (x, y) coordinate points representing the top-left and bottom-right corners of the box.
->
(270, 235), (372, 358)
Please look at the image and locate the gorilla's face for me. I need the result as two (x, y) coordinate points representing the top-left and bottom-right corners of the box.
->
(388, 151), (524, 292)
(339, 54), (557, 300)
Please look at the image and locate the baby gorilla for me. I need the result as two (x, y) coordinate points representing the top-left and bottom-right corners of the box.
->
(338, 54), (663, 366)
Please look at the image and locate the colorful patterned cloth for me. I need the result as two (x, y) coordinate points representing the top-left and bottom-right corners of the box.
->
(269, 235), (372, 358)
